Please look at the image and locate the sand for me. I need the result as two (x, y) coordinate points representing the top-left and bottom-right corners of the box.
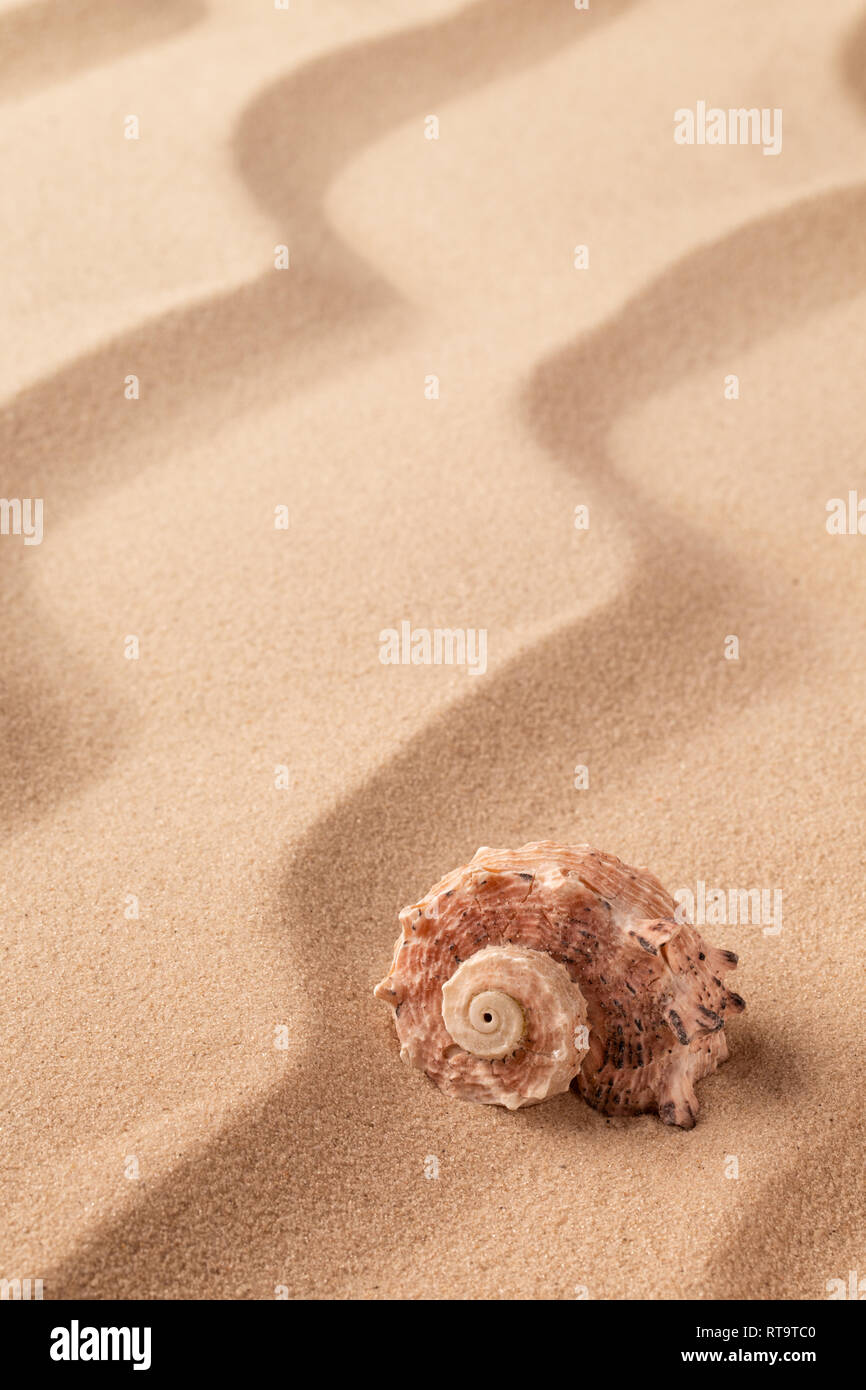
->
(1, 0), (865, 1300)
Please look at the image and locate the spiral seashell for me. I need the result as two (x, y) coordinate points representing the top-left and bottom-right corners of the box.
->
(441, 949), (528, 1060)
(437, 944), (589, 1106)
(374, 842), (745, 1127)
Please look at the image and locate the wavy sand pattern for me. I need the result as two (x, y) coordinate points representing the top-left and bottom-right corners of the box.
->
(1, 0), (865, 1300)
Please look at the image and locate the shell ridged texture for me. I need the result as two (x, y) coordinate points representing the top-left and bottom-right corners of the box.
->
(374, 842), (745, 1128)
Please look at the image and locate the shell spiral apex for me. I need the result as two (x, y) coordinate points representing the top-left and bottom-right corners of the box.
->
(374, 842), (745, 1128)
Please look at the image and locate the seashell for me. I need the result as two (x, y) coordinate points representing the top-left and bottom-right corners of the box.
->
(374, 842), (745, 1128)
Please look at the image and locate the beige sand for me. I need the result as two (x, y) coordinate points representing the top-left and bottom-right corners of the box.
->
(1, 0), (865, 1300)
